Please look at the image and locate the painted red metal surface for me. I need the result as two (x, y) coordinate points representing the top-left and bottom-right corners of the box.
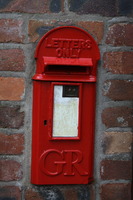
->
(31, 26), (100, 185)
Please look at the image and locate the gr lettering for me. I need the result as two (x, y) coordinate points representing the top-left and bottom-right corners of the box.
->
(40, 149), (88, 176)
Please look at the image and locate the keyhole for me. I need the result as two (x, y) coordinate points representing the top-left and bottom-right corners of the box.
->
(44, 120), (47, 126)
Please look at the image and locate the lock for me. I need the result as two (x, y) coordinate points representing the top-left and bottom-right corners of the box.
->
(31, 26), (100, 185)
(63, 85), (79, 97)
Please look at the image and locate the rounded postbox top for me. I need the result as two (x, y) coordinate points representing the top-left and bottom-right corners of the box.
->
(34, 26), (100, 82)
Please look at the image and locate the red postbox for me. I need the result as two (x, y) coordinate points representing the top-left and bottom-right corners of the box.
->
(31, 26), (100, 185)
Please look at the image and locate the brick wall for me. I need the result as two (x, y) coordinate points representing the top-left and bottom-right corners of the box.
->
(0, 0), (132, 199)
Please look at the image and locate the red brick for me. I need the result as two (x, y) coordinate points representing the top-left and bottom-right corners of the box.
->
(0, 133), (24, 154)
(62, 185), (95, 200)
(61, 187), (78, 200)
(76, 21), (104, 43)
(50, 0), (64, 13)
(88, 184), (95, 200)
(28, 20), (104, 44)
(0, 19), (24, 43)
(100, 183), (131, 200)
(0, 105), (24, 129)
(28, 20), (55, 42)
(77, 185), (95, 200)
(106, 23), (133, 46)
(0, 77), (25, 101)
(69, 0), (119, 17)
(103, 132), (133, 154)
(62, 186), (94, 200)
(0, 0), (64, 13)
(103, 80), (133, 100)
(0, 159), (23, 181)
(25, 188), (43, 200)
(0, 49), (25, 71)
(102, 107), (133, 128)
(100, 160), (132, 180)
(0, 186), (21, 200)
(103, 52), (133, 74)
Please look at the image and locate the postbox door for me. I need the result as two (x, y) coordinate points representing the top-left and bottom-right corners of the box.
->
(31, 80), (95, 185)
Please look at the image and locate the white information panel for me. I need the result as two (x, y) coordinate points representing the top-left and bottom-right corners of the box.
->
(53, 85), (79, 137)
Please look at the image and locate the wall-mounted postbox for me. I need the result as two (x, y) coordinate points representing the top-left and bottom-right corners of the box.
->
(31, 26), (100, 185)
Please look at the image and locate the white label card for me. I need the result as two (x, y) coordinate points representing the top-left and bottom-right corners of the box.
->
(53, 85), (79, 137)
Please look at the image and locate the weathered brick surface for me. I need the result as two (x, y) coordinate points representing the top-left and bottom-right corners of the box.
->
(106, 23), (133, 46)
(69, 0), (133, 17)
(0, 186), (21, 200)
(0, 19), (24, 43)
(25, 188), (43, 200)
(61, 186), (95, 200)
(76, 21), (104, 43)
(100, 160), (132, 180)
(102, 107), (133, 128)
(78, 185), (95, 200)
(28, 20), (55, 42)
(0, 105), (24, 129)
(0, 77), (25, 101)
(0, 0), (64, 13)
(102, 132), (132, 154)
(103, 80), (133, 100)
(0, 133), (24, 154)
(49, 0), (64, 13)
(0, 49), (25, 71)
(119, 0), (133, 16)
(61, 187), (77, 200)
(35, 187), (64, 200)
(28, 185), (95, 200)
(0, 159), (23, 181)
(100, 183), (131, 200)
(28, 20), (104, 44)
(103, 52), (133, 74)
